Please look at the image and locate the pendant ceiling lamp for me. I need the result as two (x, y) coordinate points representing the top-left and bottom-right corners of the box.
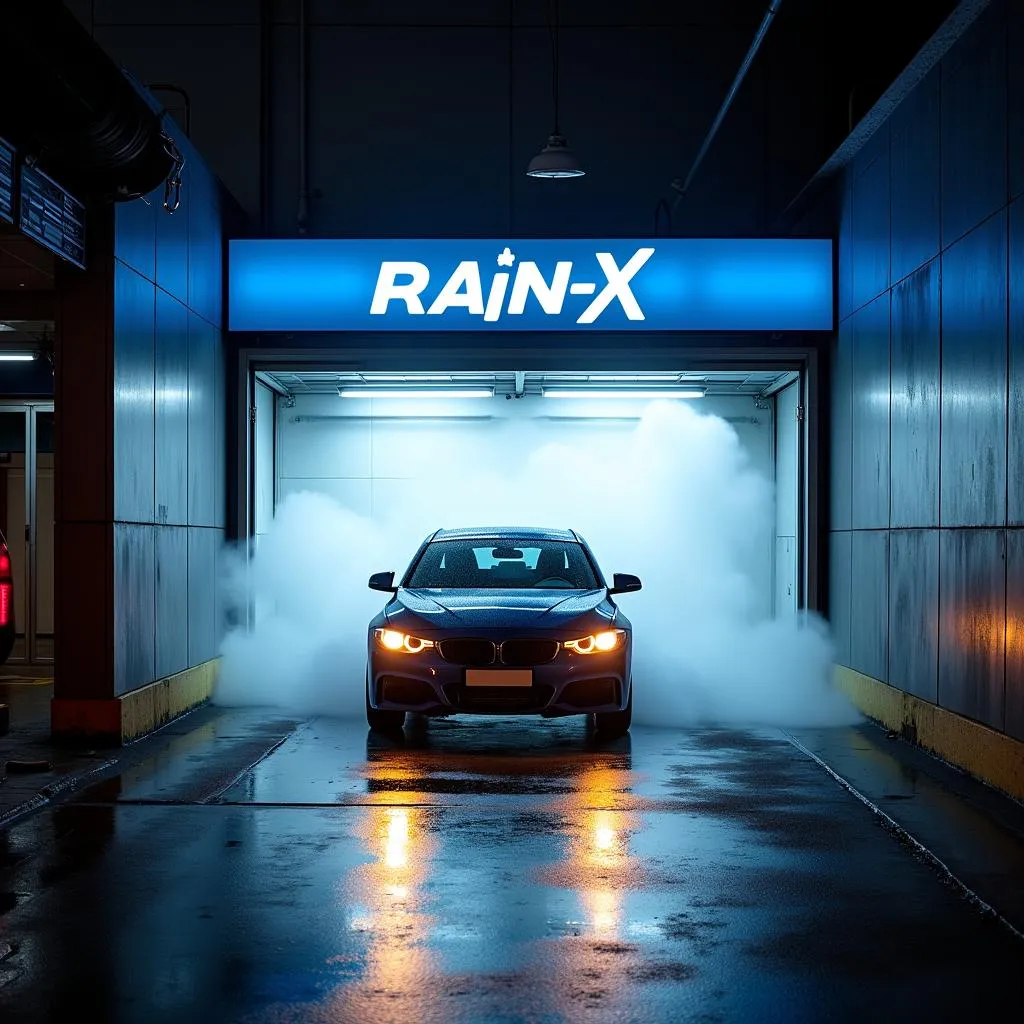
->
(527, 0), (584, 178)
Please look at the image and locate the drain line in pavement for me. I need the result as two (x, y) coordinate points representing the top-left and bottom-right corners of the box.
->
(783, 731), (1024, 945)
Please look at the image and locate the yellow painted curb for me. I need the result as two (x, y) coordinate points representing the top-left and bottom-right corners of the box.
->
(835, 665), (1024, 803)
(52, 659), (220, 745)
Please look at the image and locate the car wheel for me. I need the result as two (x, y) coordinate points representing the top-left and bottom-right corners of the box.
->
(365, 673), (406, 732)
(594, 683), (632, 737)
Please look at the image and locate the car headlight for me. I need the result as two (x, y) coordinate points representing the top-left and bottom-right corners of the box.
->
(564, 629), (626, 654)
(374, 628), (435, 654)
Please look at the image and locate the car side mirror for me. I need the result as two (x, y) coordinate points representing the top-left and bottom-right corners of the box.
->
(609, 573), (642, 595)
(368, 571), (397, 593)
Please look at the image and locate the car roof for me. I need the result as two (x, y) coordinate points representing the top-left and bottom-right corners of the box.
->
(431, 526), (578, 542)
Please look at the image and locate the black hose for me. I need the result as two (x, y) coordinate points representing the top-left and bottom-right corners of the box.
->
(0, 1), (175, 198)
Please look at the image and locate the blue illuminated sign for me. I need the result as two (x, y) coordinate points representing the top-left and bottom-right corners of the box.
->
(228, 238), (833, 332)
(0, 137), (14, 225)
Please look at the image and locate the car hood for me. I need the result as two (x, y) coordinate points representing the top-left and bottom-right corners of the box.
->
(385, 588), (615, 632)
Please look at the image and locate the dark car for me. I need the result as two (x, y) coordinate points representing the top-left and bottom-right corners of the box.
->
(364, 526), (641, 735)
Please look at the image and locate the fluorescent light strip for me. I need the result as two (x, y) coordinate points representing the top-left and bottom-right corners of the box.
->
(0, 352), (37, 361)
(338, 388), (493, 399)
(542, 389), (705, 400)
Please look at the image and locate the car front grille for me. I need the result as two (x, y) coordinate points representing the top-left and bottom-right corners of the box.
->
(499, 638), (560, 666)
(437, 637), (561, 667)
(437, 638), (497, 666)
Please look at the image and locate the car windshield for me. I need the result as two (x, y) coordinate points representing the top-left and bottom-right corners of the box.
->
(405, 539), (600, 590)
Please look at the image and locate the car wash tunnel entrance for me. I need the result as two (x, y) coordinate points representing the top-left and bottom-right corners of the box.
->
(230, 236), (832, 649)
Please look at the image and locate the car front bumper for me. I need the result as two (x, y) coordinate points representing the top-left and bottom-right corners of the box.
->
(367, 641), (630, 717)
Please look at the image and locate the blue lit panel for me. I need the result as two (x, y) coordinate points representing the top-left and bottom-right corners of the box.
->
(228, 238), (834, 332)
(0, 137), (14, 225)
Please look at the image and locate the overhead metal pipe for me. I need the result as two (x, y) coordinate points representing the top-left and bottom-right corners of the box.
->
(671, 0), (783, 207)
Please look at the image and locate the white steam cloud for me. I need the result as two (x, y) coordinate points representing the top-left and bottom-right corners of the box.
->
(215, 400), (858, 728)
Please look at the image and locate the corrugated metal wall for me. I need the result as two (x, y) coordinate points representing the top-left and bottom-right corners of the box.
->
(111, 142), (226, 695)
(831, 0), (1024, 741)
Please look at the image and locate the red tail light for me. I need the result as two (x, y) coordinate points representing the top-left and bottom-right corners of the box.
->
(0, 582), (11, 627)
(0, 544), (9, 578)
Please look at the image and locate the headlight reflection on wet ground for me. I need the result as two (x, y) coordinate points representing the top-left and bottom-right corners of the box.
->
(533, 758), (641, 939)
(335, 800), (441, 1023)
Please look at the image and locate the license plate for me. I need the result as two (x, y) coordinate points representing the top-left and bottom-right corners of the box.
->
(465, 669), (533, 688)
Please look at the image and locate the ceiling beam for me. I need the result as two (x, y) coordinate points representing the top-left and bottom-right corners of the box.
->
(0, 290), (55, 321)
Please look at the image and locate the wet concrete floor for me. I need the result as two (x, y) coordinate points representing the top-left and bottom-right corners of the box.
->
(0, 712), (1022, 1022)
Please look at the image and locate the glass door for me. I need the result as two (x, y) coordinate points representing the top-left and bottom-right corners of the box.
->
(0, 402), (53, 666)
(0, 407), (28, 663)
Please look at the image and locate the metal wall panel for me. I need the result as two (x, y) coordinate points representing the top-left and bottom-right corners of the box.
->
(940, 212), (1008, 527)
(850, 530), (888, 681)
(1005, 529), (1024, 740)
(830, 321), (854, 531)
(888, 529), (939, 702)
(851, 294), (890, 530)
(938, 528), (1006, 730)
(889, 68), (940, 285)
(114, 194), (156, 282)
(940, 0), (1008, 246)
(850, 131), (891, 312)
(155, 525), (189, 679)
(187, 176), (223, 328)
(156, 166), (189, 304)
(214, 527), (226, 645)
(187, 312), (217, 528)
(188, 526), (218, 665)
(155, 291), (189, 526)
(837, 176), (854, 323)
(828, 531), (852, 666)
(113, 522), (155, 695)
(1008, 198), (1024, 524)
(891, 261), (940, 528)
(113, 262), (155, 525)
